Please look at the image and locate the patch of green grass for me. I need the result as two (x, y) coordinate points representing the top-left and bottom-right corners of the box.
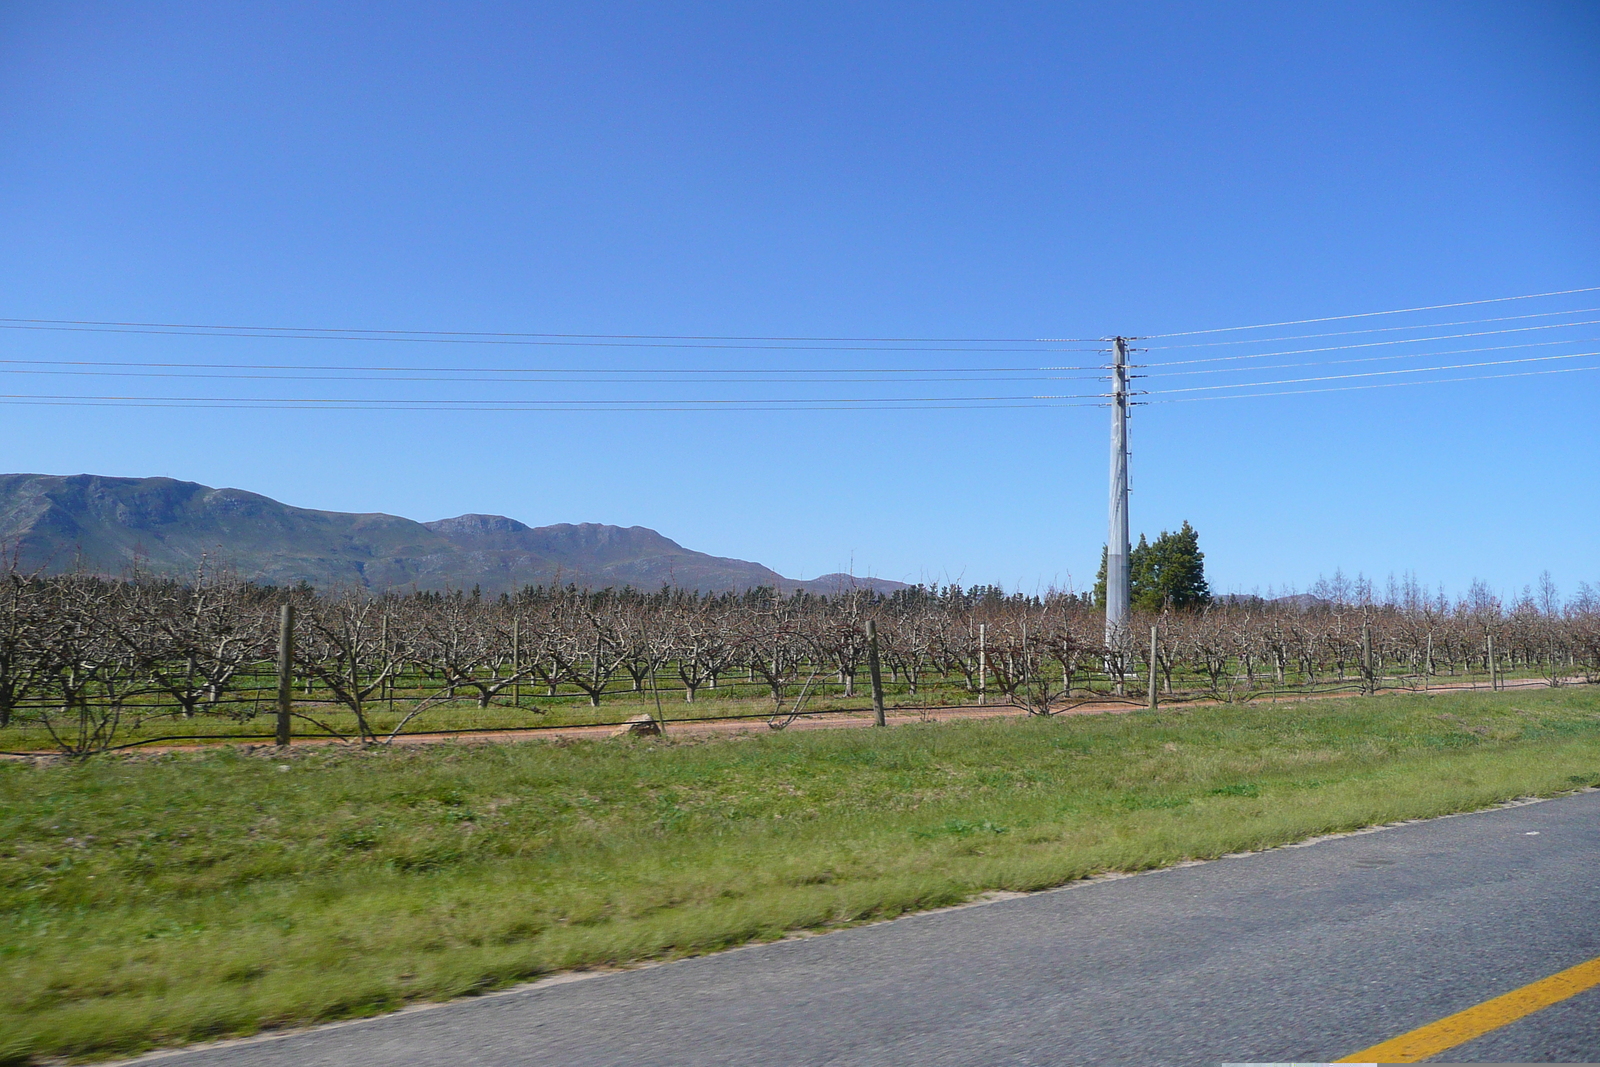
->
(911, 818), (1010, 838)
(2, 686), (1599, 1062)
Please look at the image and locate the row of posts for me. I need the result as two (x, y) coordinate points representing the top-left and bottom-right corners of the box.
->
(268, 604), (1519, 747)
(269, 607), (886, 737)
(1129, 620), (1504, 707)
(269, 602), (882, 744)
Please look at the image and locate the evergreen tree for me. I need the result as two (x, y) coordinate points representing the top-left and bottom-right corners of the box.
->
(1163, 521), (1209, 607)
(1130, 533), (1154, 605)
(1094, 521), (1210, 611)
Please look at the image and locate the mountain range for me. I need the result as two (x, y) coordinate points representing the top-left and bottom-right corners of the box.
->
(0, 474), (908, 596)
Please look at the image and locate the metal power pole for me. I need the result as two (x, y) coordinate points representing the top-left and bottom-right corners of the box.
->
(1105, 336), (1131, 645)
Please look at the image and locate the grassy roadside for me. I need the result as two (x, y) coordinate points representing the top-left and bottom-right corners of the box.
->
(3, 686), (1599, 1063)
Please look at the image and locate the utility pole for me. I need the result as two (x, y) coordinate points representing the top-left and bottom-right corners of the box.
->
(1105, 337), (1131, 646)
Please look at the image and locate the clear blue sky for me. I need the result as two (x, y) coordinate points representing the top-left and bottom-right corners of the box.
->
(1, 2), (1595, 599)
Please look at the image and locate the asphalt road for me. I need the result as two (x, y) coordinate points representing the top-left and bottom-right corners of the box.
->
(133, 790), (1600, 1066)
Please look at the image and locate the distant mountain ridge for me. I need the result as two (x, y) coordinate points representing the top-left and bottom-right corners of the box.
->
(0, 474), (907, 595)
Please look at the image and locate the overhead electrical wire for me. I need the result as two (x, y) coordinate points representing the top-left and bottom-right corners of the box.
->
(1141, 349), (1600, 396)
(3, 284), (1595, 413)
(1141, 336), (1600, 378)
(1141, 363), (1600, 404)
(0, 323), (1103, 354)
(0, 369), (1106, 385)
(0, 391), (1110, 407)
(8, 285), (1595, 351)
(1144, 305), (1600, 350)
(1142, 318), (1600, 367)
(0, 357), (1101, 375)
(1139, 285), (1600, 338)
(5, 336), (1591, 386)
(0, 398), (1108, 412)
(4, 342), (1588, 401)
(0, 315), (1107, 343)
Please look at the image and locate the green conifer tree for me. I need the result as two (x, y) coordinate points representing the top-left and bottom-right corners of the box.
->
(1095, 522), (1210, 611)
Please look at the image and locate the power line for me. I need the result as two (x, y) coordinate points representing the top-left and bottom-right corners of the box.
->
(0, 323), (1108, 354)
(1143, 318), (1600, 367)
(0, 398), (1107, 412)
(5, 284), (1595, 416)
(0, 317), (1102, 346)
(1144, 305), (1600, 350)
(0, 357), (1101, 375)
(12, 316), (1582, 374)
(1142, 363), (1600, 404)
(9, 284), (1595, 353)
(0, 368), (1105, 385)
(1140, 285), (1600, 339)
(1142, 336), (1600, 378)
(0, 391), (1110, 407)
(1, 345), (1586, 405)
(1144, 350), (1600, 395)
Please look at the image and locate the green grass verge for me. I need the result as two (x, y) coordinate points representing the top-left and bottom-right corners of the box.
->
(3, 686), (1599, 1063)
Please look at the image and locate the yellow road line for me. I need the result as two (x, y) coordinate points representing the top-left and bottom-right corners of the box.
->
(1335, 955), (1600, 1063)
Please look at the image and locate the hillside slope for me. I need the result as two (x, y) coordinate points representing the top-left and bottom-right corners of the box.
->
(0, 474), (906, 595)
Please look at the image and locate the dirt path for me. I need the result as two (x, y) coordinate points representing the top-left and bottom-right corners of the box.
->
(340, 673), (1591, 747)
(388, 699), (1111, 745)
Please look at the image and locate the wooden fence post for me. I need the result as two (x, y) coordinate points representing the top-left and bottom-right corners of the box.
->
(1424, 632), (1433, 693)
(866, 620), (886, 727)
(1361, 620), (1373, 695)
(1148, 625), (1159, 710)
(276, 603), (294, 746)
(977, 623), (986, 705)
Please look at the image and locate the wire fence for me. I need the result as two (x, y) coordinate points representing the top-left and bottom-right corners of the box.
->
(0, 567), (1595, 757)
